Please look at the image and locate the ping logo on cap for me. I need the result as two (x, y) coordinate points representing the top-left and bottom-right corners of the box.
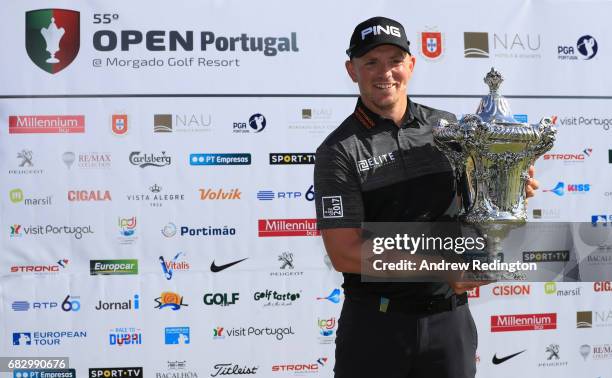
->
(361, 25), (401, 40)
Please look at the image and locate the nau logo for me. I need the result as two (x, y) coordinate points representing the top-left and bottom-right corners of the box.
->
(26, 9), (80, 74)
(420, 31), (443, 60)
(361, 25), (401, 40)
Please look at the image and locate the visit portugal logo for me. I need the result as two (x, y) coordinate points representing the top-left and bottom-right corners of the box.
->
(26, 9), (80, 74)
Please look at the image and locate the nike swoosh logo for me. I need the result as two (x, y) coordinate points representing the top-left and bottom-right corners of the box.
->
(492, 350), (526, 365)
(210, 258), (248, 272)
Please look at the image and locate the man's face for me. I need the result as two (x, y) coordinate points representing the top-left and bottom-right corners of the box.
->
(346, 45), (415, 113)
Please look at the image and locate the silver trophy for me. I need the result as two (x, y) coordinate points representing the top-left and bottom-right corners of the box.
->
(433, 68), (556, 279)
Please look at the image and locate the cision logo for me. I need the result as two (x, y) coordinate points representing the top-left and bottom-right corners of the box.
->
(463, 32), (541, 59)
(492, 284), (531, 296)
(9, 188), (52, 206)
(160, 252), (190, 279)
(258, 219), (319, 237)
(129, 151), (171, 168)
(272, 358), (328, 375)
(25, 9), (80, 74)
(269, 153), (315, 165)
(154, 113), (212, 133)
(491, 313), (557, 332)
(90, 259), (138, 275)
(13, 330), (86, 346)
(154, 292), (188, 311)
(10, 259), (69, 274)
(90, 368), (143, 378)
(233, 113), (267, 133)
(543, 148), (592, 163)
(253, 289), (301, 307)
(9, 115), (85, 134)
(189, 153), (251, 166)
(156, 361), (197, 378)
(543, 182), (590, 196)
(9, 224), (93, 239)
(165, 327), (190, 345)
(558, 35), (598, 60)
(9, 149), (44, 175)
(257, 185), (314, 201)
(109, 327), (142, 346)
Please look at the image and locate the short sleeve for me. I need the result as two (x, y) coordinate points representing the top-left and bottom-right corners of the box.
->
(314, 143), (364, 229)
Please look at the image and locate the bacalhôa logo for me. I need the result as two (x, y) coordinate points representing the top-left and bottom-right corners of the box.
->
(26, 9), (79, 74)
(258, 219), (319, 237)
(492, 284), (531, 296)
(491, 313), (557, 332)
(9, 115), (85, 134)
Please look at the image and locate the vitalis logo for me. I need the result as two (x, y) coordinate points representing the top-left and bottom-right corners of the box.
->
(26, 9), (80, 74)
(129, 151), (171, 168)
(90, 368), (143, 378)
(160, 252), (190, 280)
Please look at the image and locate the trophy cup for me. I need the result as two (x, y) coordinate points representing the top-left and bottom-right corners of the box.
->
(433, 68), (556, 279)
(40, 17), (65, 63)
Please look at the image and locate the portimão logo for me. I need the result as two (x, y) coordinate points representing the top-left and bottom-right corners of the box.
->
(26, 9), (80, 74)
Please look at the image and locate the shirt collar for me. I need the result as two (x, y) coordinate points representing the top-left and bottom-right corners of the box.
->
(353, 96), (418, 130)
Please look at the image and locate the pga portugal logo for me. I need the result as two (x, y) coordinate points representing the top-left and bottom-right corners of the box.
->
(26, 9), (80, 74)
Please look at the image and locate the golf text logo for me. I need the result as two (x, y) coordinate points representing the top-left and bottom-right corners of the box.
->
(214, 326), (295, 341)
(68, 189), (111, 202)
(154, 292), (188, 310)
(95, 295), (139, 311)
(9, 115), (84, 134)
(190, 153), (251, 165)
(109, 327), (142, 346)
(543, 182), (590, 196)
(199, 188), (242, 200)
(129, 151), (171, 168)
(233, 113), (267, 133)
(257, 186), (314, 201)
(165, 327), (190, 344)
(90, 368), (143, 378)
(204, 293), (240, 306)
(258, 219), (319, 237)
(558, 35), (598, 60)
(26, 9), (79, 74)
(491, 313), (557, 332)
(269, 153), (315, 165)
(160, 253), (190, 279)
(13, 330), (86, 346)
(90, 259), (138, 275)
(9, 189), (52, 206)
(154, 113), (212, 133)
(10, 224), (93, 239)
(253, 290), (301, 307)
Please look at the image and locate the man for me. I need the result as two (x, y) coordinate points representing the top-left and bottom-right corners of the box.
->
(313, 17), (539, 378)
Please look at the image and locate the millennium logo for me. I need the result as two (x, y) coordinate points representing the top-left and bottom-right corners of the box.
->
(26, 9), (80, 74)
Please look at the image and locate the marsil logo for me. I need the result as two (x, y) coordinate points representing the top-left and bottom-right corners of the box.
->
(25, 9), (80, 74)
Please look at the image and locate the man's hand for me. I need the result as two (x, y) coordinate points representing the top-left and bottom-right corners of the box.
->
(525, 165), (539, 199)
(450, 280), (491, 295)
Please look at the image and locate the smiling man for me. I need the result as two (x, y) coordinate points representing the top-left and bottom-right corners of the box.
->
(314, 16), (538, 378)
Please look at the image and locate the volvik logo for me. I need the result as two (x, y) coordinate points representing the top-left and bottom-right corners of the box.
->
(68, 190), (111, 202)
(25, 9), (80, 74)
(491, 313), (557, 332)
(199, 188), (242, 200)
(9, 115), (85, 134)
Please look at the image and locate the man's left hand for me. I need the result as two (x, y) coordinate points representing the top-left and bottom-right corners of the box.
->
(525, 165), (539, 199)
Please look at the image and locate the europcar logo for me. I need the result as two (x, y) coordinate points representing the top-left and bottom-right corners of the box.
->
(90, 259), (138, 275)
(26, 9), (80, 74)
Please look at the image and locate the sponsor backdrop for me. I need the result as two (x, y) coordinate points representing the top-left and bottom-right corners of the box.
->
(1, 0), (611, 377)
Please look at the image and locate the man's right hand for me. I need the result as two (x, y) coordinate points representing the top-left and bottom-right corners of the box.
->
(449, 280), (491, 295)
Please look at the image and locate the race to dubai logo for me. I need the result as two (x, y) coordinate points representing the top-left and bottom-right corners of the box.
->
(26, 9), (79, 74)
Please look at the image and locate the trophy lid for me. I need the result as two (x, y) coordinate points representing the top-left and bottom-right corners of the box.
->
(475, 68), (520, 124)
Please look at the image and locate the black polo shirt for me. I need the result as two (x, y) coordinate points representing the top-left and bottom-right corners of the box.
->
(314, 97), (461, 300)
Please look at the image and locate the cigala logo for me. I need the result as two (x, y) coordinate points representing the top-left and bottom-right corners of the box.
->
(26, 9), (80, 74)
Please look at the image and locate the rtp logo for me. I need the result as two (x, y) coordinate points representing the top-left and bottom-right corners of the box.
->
(26, 9), (80, 74)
